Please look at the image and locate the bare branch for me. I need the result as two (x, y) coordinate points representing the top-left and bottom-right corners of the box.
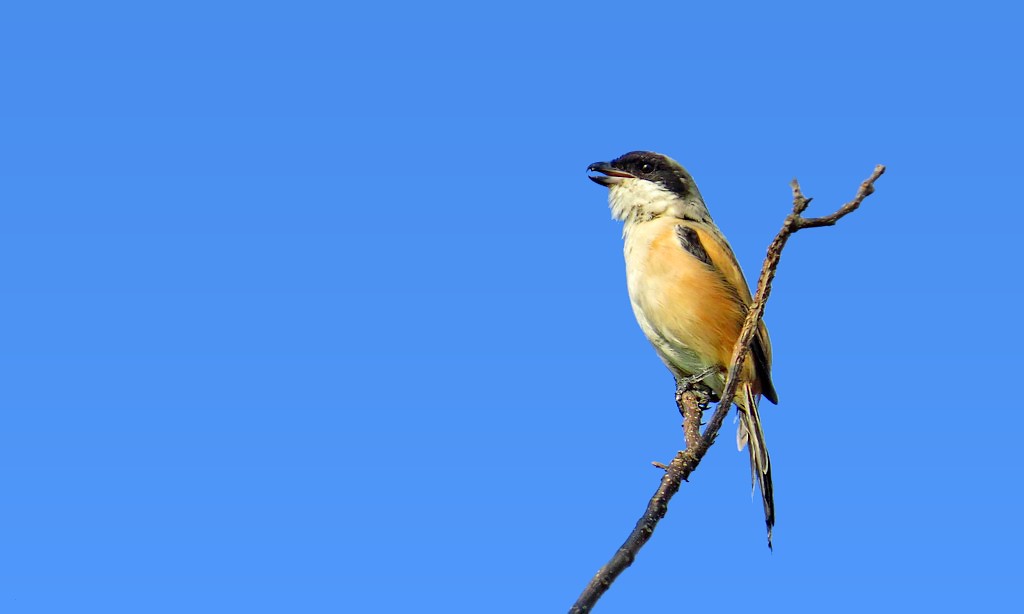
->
(569, 165), (886, 614)
(795, 165), (885, 229)
(700, 164), (885, 448)
(569, 386), (707, 614)
(677, 382), (706, 451)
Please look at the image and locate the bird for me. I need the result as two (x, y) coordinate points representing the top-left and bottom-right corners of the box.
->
(587, 150), (779, 548)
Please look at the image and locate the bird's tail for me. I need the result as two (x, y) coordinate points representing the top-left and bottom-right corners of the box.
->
(736, 383), (775, 549)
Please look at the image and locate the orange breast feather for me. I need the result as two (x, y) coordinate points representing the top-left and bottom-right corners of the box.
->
(643, 221), (757, 384)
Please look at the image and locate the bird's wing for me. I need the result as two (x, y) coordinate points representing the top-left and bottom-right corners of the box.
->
(689, 224), (778, 403)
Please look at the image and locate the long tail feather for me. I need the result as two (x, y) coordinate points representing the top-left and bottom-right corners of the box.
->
(737, 383), (775, 549)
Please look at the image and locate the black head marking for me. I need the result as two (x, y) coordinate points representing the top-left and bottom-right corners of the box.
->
(610, 151), (693, 198)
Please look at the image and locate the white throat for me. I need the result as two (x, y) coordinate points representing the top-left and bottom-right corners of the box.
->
(607, 178), (710, 237)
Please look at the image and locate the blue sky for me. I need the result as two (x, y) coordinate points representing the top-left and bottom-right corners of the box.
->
(2, 2), (1022, 612)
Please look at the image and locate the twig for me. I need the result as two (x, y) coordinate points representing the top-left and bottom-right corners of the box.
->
(569, 387), (706, 614)
(677, 382), (707, 451)
(569, 165), (885, 614)
(700, 164), (885, 448)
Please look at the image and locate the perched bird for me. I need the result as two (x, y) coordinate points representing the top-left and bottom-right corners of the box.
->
(588, 151), (779, 547)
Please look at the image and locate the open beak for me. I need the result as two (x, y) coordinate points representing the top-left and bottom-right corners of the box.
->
(587, 162), (634, 187)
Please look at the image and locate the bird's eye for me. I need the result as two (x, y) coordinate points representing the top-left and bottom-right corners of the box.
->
(640, 163), (654, 173)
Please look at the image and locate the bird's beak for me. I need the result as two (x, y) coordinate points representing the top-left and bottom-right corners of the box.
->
(587, 162), (634, 187)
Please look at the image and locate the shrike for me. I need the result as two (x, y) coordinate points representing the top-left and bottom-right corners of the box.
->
(588, 151), (779, 547)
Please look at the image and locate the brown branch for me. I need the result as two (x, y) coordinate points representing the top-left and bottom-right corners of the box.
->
(569, 385), (708, 614)
(677, 382), (707, 451)
(700, 164), (885, 448)
(569, 165), (886, 614)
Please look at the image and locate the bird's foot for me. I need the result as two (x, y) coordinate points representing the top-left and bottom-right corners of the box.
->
(676, 367), (720, 411)
(676, 366), (717, 390)
(671, 368), (720, 413)
(691, 386), (714, 412)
